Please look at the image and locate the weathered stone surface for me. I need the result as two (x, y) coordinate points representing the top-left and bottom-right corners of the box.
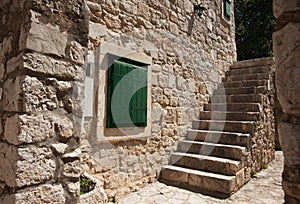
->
(0, 143), (56, 188)
(26, 16), (68, 57)
(62, 148), (81, 160)
(51, 143), (68, 155)
(151, 103), (166, 123)
(0, 0), (88, 202)
(24, 52), (84, 80)
(3, 75), (61, 112)
(4, 114), (53, 145)
(16, 146), (56, 188)
(63, 160), (81, 179)
(273, 23), (300, 115)
(273, 0), (300, 18)
(1, 184), (65, 204)
(56, 117), (74, 139)
(273, 0), (300, 202)
(80, 173), (108, 204)
(279, 123), (300, 166)
(68, 41), (86, 65)
(84, 0), (237, 199)
(0, 143), (18, 187)
(6, 53), (23, 74)
(89, 22), (107, 41)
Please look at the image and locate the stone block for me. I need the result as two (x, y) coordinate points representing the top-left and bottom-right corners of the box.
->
(63, 160), (81, 179)
(151, 103), (166, 123)
(161, 167), (188, 183)
(56, 117), (74, 139)
(3, 75), (61, 112)
(282, 180), (300, 200)
(158, 74), (169, 88)
(169, 74), (176, 88)
(165, 107), (177, 123)
(0, 63), (4, 80)
(279, 122), (300, 166)
(26, 20), (68, 57)
(273, 0), (300, 18)
(176, 76), (186, 91)
(152, 72), (159, 86)
(0, 184), (65, 204)
(24, 52), (84, 80)
(0, 143), (18, 187)
(7, 53), (23, 74)
(16, 146), (56, 188)
(3, 76), (23, 112)
(89, 22), (107, 41)
(51, 143), (68, 155)
(0, 143), (56, 188)
(68, 41), (86, 65)
(98, 157), (119, 171)
(274, 23), (300, 115)
(4, 114), (53, 145)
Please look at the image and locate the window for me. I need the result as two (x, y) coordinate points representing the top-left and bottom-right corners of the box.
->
(224, 0), (231, 20)
(106, 55), (149, 128)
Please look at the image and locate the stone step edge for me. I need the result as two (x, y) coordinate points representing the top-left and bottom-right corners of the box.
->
(215, 86), (267, 91)
(187, 129), (251, 136)
(159, 166), (244, 198)
(200, 110), (260, 115)
(179, 140), (247, 151)
(225, 67), (272, 76)
(230, 57), (274, 69)
(221, 79), (269, 87)
(193, 119), (256, 124)
(171, 153), (242, 176)
(161, 165), (236, 181)
(186, 130), (251, 148)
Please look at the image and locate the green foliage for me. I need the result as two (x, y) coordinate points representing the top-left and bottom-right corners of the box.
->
(251, 170), (258, 177)
(235, 0), (276, 60)
(262, 164), (268, 169)
(80, 176), (96, 195)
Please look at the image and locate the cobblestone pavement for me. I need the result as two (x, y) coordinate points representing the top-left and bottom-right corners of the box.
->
(119, 151), (284, 204)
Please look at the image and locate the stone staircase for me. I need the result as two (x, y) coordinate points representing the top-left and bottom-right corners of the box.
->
(159, 58), (275, 198)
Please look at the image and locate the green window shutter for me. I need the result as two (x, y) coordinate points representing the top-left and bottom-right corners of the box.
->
(106, 60), (148, 128)
(224, 0), (231, 20)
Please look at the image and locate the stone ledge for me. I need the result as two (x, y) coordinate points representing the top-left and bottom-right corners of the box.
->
(231, 57), (274, 69)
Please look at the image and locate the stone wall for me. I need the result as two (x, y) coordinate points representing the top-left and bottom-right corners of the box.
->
(0, 0), (89, 203)
(83, 0), (236, 200)
(273, 0), (300, 203)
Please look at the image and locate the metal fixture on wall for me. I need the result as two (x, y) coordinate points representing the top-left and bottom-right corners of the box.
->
(194, 4), (205, 17)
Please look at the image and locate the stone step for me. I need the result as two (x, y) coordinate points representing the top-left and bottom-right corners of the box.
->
(187, 129), (251, 148)
(204, 103), (261, 112)
(171, 152), (242, 176)
(192, 120), (255, 134)
(213, 86), (267, 95)
(200, 111), (259, 121)
(224, 73), (269, 82)
(226, 66), (271, 76)
(210, 94), (264, 103)
(230, 57), (274, 70)
(178, 140), (247, 160)
(222, 79), (269, 88)
(160, 165), (244, 198)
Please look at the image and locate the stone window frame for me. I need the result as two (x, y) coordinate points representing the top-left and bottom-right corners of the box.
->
(94, 43), (152, 143)
(221, 0), (233, 24)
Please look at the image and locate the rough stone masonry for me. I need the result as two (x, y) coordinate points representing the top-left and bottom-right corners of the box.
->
(273, 0), (300, 203)
(0, 0), (89, 203)
(82, 0), (237, 200)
